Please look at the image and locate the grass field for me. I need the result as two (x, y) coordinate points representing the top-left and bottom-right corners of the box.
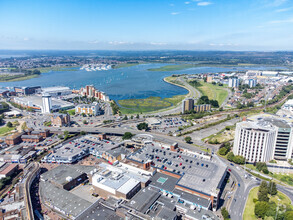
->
(0, 74), (40, 82)
(119, 95), (185, 114)
(29, 66), (78, 73)
(271, 173), (293, 186)
(66, 109), (75, 115)
(243, 187), (293, 220)
(190, 81), (228, 105)
(0, 126), (15, 136)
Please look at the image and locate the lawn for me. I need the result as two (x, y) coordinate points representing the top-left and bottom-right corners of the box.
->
(243, 187), (293, 220)
(67, 109), (75, 115)
(243, 187), (259, 220)
(119, 95), (186, 114)
(194, 82), (228, 105)
(272, 173), (293, 186)
(0, 126), (15, 136)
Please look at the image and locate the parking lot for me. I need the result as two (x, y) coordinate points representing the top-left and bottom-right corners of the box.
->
(150, 117), (190, 134)
(129, 142), (216, 176)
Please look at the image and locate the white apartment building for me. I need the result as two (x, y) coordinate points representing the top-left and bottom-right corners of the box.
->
(228, 78), (240, 88)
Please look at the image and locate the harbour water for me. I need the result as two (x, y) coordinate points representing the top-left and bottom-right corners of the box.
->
(0, 63), (285, 101)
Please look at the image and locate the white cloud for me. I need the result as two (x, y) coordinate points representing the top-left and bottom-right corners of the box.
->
(269, 17), (293, 23)
(150, 42), (167, 45)
(171, 12), (180, 15)
(209, 43), (239, 46)
(23, 38), (30, 41)
(197, 2), (212, 6)
(170, 3), (174, 7)
(108, 41), (130, 45)
(276, 7), (293, 12)
(185, 1), (191, 4)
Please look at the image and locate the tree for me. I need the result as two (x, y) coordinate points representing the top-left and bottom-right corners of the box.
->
(285, 211), (293, 220)
(258, 181), (269, 202)
(266, 202), (277, 217)
(255, 201), (269, 219)
(137, 122), (149, 130)
(123, 115), (128, 120)
(221, 207), (230, 219)
(184, 136), (192, 143)
(268, 181), (277, 196)
(80, 131), (86, 135)
(227, 152), (235, 162)
(218, 147), (228, 156)
(122, 132), (134, 140)
(6, 122), (12, 128)
(64, 131), (69, 136)
(136, 114), (139, 119)
(83, 120), (88, 124)
(130, 115), (134, 119)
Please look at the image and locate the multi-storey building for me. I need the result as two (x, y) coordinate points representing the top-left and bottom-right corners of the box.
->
(233, 121), (277, 162)
(79, 85), (110, 101)
(228, 78), (240, 88)
(75, 102), (101, 116)
(51, 113), (71, 127)
(233, 116), (293, 162)
(182, 98), (194, 113)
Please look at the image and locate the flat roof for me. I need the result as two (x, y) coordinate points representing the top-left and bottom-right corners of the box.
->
(42, 86), (71, 92)
(173, 188), (211, 208)
(126, 187), (161, 213)
(75, 201), (122, 220)
(150, 172), (178, 192)
(40, 181), (92, 218)
(41, 164), (95, 186)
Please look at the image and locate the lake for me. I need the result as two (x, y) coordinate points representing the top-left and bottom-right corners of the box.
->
(0, 63), (285, 101)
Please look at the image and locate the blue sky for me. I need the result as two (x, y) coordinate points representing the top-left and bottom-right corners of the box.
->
(0, 0), (293, 50)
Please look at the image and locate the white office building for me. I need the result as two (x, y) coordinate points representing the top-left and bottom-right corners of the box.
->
(233, 121), (277, 162)
(42, 93), (52, 114)
(228, 78), (240, 88)
(234, 116), (293, 162)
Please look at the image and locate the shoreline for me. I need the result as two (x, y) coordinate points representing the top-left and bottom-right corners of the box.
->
(0, 74), (40, 82)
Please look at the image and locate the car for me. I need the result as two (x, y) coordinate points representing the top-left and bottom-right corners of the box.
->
(238, 183), (240, 187)
(228, 169), (231, 172)
(230, 163), (234, 166)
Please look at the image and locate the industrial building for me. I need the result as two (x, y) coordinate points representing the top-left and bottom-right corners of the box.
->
(13, 95), (73, 112)
(282, 99), (293, 113)
(14, 86), (41, 95)
(75, 102), (101, 116)
(41, 86), (72, 97)
(233, 115), (293, 162)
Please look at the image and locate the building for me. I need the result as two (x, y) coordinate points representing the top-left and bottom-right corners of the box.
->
(261, 71), (279, 77)
(0, 163), (18, 179)
(91, 163), (143, 199)
(182, 98), (194, 113)
(14, 86), (41, 95)
(75, 102), (101, 116)
(41, 86), (72, 97)
(282, 99), (293, 112)
(51, 113), (71, 127)
(248, 79), (257, 88)
(21, 135), (43, 143)
(194, 104), (211, 113)
(5, 132), (24, 145)
(233, 121), (278, 162)
(42, 93), (52, 114)
(79, 85), (110, 101)
(228, 78), (240, 88)
(206, 76), (213, 83)
(13, 95), (73, 112)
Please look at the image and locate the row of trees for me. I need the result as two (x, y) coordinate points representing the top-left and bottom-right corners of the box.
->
(227, 152), (245, 164)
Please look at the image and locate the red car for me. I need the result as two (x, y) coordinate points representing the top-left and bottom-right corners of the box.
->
(228, 169), (231, 172)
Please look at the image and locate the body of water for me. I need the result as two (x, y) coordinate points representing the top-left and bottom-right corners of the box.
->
(0, 63), (286, 101)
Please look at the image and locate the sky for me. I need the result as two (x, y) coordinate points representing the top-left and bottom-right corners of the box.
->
(0, 0), (293, 50)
